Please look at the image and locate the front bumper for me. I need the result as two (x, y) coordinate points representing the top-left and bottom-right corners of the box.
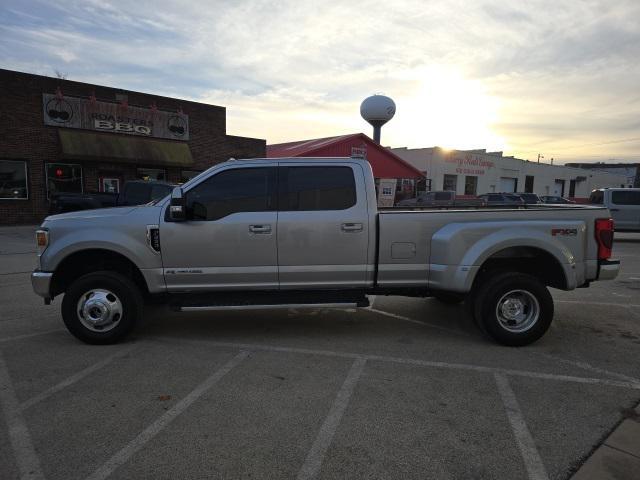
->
(31, 271), (53, 299)
(597, 259), (620, 281)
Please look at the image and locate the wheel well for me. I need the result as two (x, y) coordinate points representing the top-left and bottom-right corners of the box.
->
(51, 249), (149, 298)
(473, 246), (567, 290)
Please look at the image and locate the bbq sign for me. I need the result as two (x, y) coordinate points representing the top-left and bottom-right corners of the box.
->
(43, 93), (189, 140)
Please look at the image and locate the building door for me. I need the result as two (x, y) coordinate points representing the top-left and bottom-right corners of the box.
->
(524, 176), (534, 193)
(160, 166), (278, 290)
(554, 180), (565, 196)
(499, 177), (517, 192)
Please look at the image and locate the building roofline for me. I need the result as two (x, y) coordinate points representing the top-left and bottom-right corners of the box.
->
(0, 67), (225, 111)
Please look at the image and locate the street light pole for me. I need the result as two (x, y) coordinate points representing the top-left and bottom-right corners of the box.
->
(537, 153), (544, 164)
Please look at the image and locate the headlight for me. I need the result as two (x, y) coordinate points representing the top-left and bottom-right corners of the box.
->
(35, 229), (49, 256)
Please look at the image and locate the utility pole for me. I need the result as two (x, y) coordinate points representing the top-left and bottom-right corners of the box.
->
(537, 153), (544, 164)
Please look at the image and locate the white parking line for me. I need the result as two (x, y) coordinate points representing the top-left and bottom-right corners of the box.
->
(0, 351), (45, 480)
(85, 350), (249, 480)
(368, 308), (469, 337)
(556, 300), (640, 309)
(19, 345), (136, 412)
(150, 338), (640, 391)
(297, 357), (366, 480)
(531, 352), (640, 385)
(495, 373), (548, 480)
(0, 329), (63, 343)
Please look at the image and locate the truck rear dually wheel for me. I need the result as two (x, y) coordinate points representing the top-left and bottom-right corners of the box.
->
(473, 272), (553, 346)
(61, 271), (143, 344)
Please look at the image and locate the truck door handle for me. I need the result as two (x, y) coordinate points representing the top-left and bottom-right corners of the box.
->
(341, 222), (363, 232)
(249, 224), (272, 234)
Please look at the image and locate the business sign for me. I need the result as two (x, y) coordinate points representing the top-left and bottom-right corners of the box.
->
(43, 93), (189, 141)
(445, 153), (494, 176)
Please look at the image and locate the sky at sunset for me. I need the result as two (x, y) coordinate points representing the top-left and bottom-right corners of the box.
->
(1, 0), (639, 163)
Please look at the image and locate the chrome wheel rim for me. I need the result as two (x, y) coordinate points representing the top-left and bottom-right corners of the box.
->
(77, 289), (123, 332)
(495, 289), (540, 333)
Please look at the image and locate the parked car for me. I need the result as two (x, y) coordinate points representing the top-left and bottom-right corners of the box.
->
(396, 190), (484, 207)
(540, 195), (575, 204)
(477, 193), (525, 206)
(589, 188), (640, 231)
(32, 157), (619, 347)
(49, 180), (174, 214)
(516, 193), (542, 204)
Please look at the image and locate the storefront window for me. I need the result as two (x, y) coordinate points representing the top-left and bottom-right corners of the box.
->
(443, 174), (457, 192)
(137, 168), (166, 182)
(0, 160), (28, 199)
(46, 163), (82, 197)
(181, 170), (202, 183)
(464, 176), (478, 195)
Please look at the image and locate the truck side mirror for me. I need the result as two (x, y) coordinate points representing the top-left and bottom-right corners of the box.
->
(169, 187), (186, 221)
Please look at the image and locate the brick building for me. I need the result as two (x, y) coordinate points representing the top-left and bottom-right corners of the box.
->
(0, 69), (265, 225)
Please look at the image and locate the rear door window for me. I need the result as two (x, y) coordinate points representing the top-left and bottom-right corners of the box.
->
(280, 166), (356, 211)
(611, 190), (640, 205)
(434, 192), (451, 201)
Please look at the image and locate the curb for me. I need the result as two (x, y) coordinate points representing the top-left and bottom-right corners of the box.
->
(571, 404), (640, 479)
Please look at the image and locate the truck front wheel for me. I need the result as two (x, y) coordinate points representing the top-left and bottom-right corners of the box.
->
(61, 271), (143, 344)
(473, 272), (553, 346)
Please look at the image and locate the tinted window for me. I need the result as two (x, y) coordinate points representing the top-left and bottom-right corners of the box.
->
(123, 183), (150, 205)
(589, 191), (604, 204)
(150, 184), (171, 201)
(281, 166), (356, 211)
(488, 194), (502, 201)
(434, 192), (451, 201)
(187, 167), (275, 220)
(611, 191), (640, 205)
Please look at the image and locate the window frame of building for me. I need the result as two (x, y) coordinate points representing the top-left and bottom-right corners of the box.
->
(0, 159), (29, 200)
(137, 167), (167, 182)
(279, 166), (357, 212)
(464, 175), (478, 195)
(45, 162), (83, 199)
(186, 167), (277, 221)
(382, 186), (393, 196)
(443, 174), (457, 192)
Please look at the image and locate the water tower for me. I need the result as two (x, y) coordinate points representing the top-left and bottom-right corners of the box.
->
(360, 94), (396, 144)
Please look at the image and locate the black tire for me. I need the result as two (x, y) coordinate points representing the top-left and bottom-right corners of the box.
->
(472, 272), (553, 346)
(432, 292), (465, 305)
(61, 271), (143, 344)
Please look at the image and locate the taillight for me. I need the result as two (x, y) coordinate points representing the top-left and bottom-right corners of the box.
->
(595, 218), (614, 260)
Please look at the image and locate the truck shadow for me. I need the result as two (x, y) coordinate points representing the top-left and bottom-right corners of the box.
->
(139, 300), (486, 347)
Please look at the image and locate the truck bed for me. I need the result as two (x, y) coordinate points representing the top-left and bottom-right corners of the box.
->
(376, 204), (609, 291)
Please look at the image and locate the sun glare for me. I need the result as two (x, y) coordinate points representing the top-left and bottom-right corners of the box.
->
(398, 67), (507, 152)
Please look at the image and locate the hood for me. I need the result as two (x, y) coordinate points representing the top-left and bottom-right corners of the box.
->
(44, 206), (138, 222)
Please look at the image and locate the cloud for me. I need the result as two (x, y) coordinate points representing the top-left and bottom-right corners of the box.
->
(0, 0), (639, 162)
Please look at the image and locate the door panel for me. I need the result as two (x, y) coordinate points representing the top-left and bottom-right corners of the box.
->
(609, 190), (640, 230)
(277, 164), (370, 288)
(160, 166), (278, 291)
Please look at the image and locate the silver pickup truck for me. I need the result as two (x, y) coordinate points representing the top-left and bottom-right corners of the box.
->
(32, 157), (620, 346)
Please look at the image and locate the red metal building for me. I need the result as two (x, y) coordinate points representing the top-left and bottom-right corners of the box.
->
(267, 133), (425, 200)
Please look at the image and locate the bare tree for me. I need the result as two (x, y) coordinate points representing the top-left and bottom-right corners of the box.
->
(54, 69), (68, 80)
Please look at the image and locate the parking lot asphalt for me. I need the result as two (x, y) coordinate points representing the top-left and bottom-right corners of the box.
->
(1, 225), (639, 480)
